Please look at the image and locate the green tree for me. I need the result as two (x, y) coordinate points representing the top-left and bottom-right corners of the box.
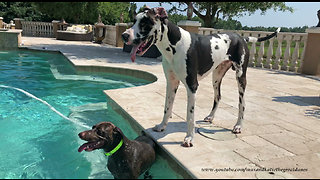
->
(168, 14), (187, 25)
(97, 2), (131, 25)
(161, 2), (293, 28)
(168, 13), (204, 26)
(215, 18), (242, 30)
(33, 2), (99, 24)
(33, 2), (132, 25)
(128, 2), (137, 22)
(0, 2), (46, 23)
(241, 25), (308, 33)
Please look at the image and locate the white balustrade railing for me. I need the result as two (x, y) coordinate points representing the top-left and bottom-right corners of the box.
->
(21, 21), (53, 37)
(198, 28), (307, 73)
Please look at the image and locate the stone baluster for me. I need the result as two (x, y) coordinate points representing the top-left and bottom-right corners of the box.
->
(26, 21), (30, 36)
(266, 38), (274, 69)
(46, 23), (49, 37)
(39, 22), (42, 36)
(48, 22), (51, 37)
(257, 34), (265, 68)
(243, 32), (252, 66)
(36, 22), (40, 36)
(30, 22), (33, 36)
(45, 23), (48, 37)
(33, 22), (36, 36)
(43, 23), (46, 37)
(290, 35), (301, 72)
(249, 34), (257, 67)
(283, 35), (292, 71)
(49, 22), (52, 37)
(274, 34), (284, 70)
(23, 21), (28, 36)
(198, 29), (203, 35)
(204, 29), (210, 35)
(298, 35), (308, 73)
(29, 21), (32, 36)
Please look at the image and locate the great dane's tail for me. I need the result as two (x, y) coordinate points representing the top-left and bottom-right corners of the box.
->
(244, 27), (281, 43)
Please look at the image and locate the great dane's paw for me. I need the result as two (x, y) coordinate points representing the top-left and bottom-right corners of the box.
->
(204, 116), (213, 123)
(181, 137), (193, 147)
(232, 125), (242, 134)
(152, 124), (166, 132)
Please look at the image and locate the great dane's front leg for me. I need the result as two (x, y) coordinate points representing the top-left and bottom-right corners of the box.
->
(182, 89), (196, 147)
(153, 61), (180, 132)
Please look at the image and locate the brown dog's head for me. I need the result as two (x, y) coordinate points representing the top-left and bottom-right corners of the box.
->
(78, 122), (123, 152)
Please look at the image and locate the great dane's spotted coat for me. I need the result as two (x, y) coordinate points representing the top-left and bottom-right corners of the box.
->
(122, 7), (280, 147)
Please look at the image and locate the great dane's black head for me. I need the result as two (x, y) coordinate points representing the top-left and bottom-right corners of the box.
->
(122, 7), (168, 62)
(78, 122), (123, 152)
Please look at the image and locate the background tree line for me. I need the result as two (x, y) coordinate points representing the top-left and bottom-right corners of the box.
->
(0, 2), (134, 25)
(0, 2), (308, 33)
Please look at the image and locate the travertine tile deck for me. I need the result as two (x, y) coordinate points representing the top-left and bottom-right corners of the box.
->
(22, 37), (320, 179)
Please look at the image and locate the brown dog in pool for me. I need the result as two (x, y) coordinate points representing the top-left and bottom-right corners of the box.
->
(78, 121), (156, 179)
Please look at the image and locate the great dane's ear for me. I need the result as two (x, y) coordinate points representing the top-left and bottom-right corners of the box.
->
(152, 7), (168, 20)
(143, 6), (151, 11)
(133, 11), (137, 19)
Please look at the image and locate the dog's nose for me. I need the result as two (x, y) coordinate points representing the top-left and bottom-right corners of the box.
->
(78, 132), (85, 138)
(122, 33), (130, 43)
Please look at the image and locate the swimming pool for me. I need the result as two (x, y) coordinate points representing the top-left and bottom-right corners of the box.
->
(0, 49), (183, 179)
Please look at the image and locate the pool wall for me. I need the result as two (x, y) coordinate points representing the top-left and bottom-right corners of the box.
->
(18, 47), (157, 83)
(74, 65), (157, 83)
(0, 29), (22, 49)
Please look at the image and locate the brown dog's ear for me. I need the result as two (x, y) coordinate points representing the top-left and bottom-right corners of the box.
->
(113, 126), (124, 137)
(152, 7), (168, 20)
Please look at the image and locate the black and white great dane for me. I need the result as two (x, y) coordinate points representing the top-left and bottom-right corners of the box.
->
(122, 7), (280, 147)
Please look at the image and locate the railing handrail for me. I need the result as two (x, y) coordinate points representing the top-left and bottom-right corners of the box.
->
(199, 27), (307, 35)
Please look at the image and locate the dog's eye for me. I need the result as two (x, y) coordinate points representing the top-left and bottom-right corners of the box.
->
(139, 23), (145, 28)
(96, 129), (103, 136)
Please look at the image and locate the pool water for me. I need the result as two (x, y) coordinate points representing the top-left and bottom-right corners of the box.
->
(0, 50), (183, 179)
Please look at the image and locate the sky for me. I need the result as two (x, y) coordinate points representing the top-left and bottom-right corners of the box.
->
(136, 2), (320, 28)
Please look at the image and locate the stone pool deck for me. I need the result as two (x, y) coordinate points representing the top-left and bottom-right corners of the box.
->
(21, 37), (320, 179)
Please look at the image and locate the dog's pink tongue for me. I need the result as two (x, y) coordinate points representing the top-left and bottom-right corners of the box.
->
(78, 143), (90, 152)
(130, 45), (139, 62)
